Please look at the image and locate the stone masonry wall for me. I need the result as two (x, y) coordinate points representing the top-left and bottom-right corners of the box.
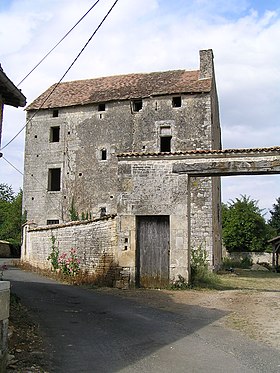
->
(117, 156), (219, 281)
(21, 216), (125, 286)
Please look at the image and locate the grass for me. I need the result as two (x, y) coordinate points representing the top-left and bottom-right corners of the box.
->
(217, 269), (280, 291)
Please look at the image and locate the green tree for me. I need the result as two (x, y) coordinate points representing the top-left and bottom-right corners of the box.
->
(0, 183), (25, 252)
(268, 197), (280, 235)
(222, 195), (272, 252)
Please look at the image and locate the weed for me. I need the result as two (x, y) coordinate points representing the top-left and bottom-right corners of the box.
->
(190, 245), (221, 289)
(47, 235), (60, 271)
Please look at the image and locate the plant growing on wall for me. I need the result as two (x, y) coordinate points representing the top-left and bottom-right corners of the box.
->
(69, 197), (79, 221)
(47, 235), (60, 271)
(58, 248), (80, 276)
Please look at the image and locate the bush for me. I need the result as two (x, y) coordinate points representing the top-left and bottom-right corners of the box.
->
(190, 245), (221, 289)
(222, 256), (253, 270)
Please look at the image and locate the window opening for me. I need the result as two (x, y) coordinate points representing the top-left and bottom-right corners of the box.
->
(48, 168), (61, 191)
(53, 109), (59, 117)
(172, 96), (182, 108)
(100, 207), (106, 217)
(47, 219), (59, 225)
(98, 103), (106, 111)
(132, 100), (142, 112)
(160, 136), (172, 152)
(101, 149), (107, 160)
(50, 126), (60, 142)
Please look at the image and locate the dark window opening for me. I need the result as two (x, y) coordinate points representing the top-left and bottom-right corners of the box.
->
(172, 96), (182, 108)
(53, 109), (59, 117)
(98, 103), (106, 111)
(34, 135), (37, 138)
(101, 149), (107, 160)
(132, 100), (143, 112)
(47, 219), (59, 225)
(100, 207), (106, 217)
(48, 168), (61, 191)
(50, 126), (60, 142)
(160, 136), (172, 152)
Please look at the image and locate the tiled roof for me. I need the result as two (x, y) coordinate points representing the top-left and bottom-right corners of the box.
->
(26, 70), (211, 110)
(117, 146), (280, 158)
(0, 65), (26, 107)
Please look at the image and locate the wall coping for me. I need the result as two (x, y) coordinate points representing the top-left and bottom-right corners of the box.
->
(26, 214), (117, 232)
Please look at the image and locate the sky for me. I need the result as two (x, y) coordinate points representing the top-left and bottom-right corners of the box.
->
(0, 0), (279, 217)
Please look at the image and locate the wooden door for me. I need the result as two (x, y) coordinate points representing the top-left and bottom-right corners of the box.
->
(136, 215), (170, 288)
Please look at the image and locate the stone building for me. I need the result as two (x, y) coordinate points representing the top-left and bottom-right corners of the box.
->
(22, 49), (222, 287)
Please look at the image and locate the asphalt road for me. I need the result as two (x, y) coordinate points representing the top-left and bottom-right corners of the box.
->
(3, 264), (280, 373)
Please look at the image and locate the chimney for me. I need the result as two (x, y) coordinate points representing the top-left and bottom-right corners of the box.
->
(199, 49), (214, 79)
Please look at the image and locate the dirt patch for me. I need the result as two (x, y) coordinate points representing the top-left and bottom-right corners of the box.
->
(7, 294), (49, 373)
(97, 270), (280, 351)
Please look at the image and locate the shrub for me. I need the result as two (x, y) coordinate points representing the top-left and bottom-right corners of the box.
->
(222, 256), (253, 270)
(190, 245), (221, 289)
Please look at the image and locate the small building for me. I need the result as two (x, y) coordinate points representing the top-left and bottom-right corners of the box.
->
(22, 49), (222, 287)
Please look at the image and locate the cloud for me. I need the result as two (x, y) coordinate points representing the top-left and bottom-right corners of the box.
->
(0, 0), (279, 210)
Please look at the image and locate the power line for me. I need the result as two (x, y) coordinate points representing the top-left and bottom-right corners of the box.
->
(17, 0), (101, 87)
(0, 0), (120, 152)
(1, 155), (64, 215)
(1, 156), (24, 176)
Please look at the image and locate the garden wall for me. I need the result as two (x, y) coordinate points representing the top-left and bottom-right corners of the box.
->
(21, 215), (125, 286)
(225, 251), (272, 265)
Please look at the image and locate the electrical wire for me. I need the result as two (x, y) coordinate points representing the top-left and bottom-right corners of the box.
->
(17, 0), (101, 87)
(1, 155), (66, 214)
(0, 0), (120, 152)
(1, 156), (24, 176)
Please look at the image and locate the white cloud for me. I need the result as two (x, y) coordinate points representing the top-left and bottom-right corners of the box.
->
(0, 0), (279, 210)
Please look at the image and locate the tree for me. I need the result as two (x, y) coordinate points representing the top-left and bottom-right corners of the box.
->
(222, 195), (272, 252)
(268, 197), (280, 236)
(0, 183), (25, 252)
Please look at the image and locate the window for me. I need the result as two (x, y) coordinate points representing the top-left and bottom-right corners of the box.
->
(52, 109), (59, 117)
(100, 207), (106, 217)
(50, 126), (60, 142)
(172, 96), (182, 108)
(48, 168), (61, 191)
(132, 100), (142, 112)
(47, 219), (59, 225)
(98, 103), (106, 111)
(160, 136), (172, 152)
(101, 149), (107, 160)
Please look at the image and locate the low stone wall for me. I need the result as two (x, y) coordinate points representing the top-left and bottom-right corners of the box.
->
(0, 281), (10, 373)
(21, 216), (125, 286)
(225, 251), (272, 265)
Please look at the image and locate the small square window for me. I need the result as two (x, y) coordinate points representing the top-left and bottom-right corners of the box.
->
(53, 109), (59, 117)
(47, 219), (59, 225)
(132, 100), (142, 112)
(50, 126), (60, 142)
(98, 103), (106, 111)
(100, 207), (106, 217)
(48, 168), (61, 191)
(172, 96), (182, 108)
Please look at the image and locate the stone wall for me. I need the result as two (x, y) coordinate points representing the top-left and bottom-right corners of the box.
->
(225, 251), (272, 265)
(21, 216), (125, 286)
(23, 91), (216, 227)
(117, 155), (221, 281)
(0, 281), (10, 373)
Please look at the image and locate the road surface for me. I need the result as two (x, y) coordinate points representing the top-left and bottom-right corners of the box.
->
(3, 264), (280, 372)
